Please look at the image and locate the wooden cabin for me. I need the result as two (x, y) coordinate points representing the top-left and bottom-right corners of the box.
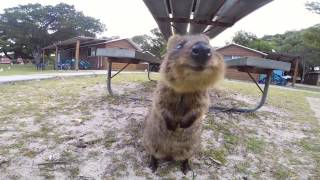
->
(42, 37), (148, 71)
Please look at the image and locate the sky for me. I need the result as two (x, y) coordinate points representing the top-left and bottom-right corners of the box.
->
(1, 0), (319, 46)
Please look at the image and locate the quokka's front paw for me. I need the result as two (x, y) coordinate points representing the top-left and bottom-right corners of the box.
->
(180, 111), (199, 129)
(163, 111), (177, 131)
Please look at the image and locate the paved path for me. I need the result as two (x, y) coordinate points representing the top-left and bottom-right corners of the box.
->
(0, 71), (108, 84)
(0, 70), (148, 84)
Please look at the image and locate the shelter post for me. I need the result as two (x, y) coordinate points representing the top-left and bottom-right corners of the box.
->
(55, 45), (58, 70)
(292, 58), (299, 87)
(42, 50), (45, 65)
(75, 40), (80, 70)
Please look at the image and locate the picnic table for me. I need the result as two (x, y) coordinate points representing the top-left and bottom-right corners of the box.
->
(96, 48), (158, 95)
(97, 0), (293, 113)
(212, 57), (291, 112)
(141, 0), (294, 112)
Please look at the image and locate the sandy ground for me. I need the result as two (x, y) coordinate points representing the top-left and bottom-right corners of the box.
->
(0, 79), (319, 179)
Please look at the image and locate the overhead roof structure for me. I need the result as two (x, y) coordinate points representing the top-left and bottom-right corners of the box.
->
(143, 0), (273, 40)
(42, 36), (107, 50)
(42, 36), (143, 51)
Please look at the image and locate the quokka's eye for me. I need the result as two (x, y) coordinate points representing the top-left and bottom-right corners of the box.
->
(176, 40), (187, 50)
(176, 43), (183, 49)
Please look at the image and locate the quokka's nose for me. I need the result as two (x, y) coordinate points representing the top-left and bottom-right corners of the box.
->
(191, 42), (211, 64)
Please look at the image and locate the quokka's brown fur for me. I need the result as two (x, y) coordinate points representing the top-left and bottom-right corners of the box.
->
(143, 34), (225, 173)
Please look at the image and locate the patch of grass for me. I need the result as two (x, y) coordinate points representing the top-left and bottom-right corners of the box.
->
(0, 64), (55, 76)
(8, 141), (24, 149)
(274, 165), (291, 180)
(235, 161), (250, 174)
(103, 134), (117, 148)
(297, 138), (320, 175)
(22, 149), (38, 158)
(246, 137), (265, 154)
(112, 73), (160, 83)
(203, 148), (227, 165)
(87, 150), (100, 159)
(60, 150), (78, 161)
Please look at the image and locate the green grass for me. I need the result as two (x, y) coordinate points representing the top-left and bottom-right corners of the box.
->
(246, 137), (265, 153)
(203, 148), (227, 165)
(222, 80), (320, 177)
(0, 64), (56, 76)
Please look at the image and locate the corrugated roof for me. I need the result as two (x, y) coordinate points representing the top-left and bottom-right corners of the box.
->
(143, 0), (273, 40)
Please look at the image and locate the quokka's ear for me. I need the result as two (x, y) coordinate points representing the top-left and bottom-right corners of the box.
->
(167, 34), (181, 50)
(200, 34), (210, 42)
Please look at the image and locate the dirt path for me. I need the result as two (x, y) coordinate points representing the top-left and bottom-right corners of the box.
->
(307, 97), (320, 123)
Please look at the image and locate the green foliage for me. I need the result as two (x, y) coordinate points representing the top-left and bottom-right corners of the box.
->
(232, 30), (257, 47)
(306, 0), (320, 14)
(246, 137), (265, 153)
(232, 30), (275, 52)
(304, 24), (320, 48)
(248, 39), (274, 52)
(132, 28), (166, 58)
(0, 3), (105, 62)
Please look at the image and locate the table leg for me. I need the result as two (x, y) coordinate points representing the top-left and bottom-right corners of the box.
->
(107, 60), (113, 95)
(210, 70), (272, 113)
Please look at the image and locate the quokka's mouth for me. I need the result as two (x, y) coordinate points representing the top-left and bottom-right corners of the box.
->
(185, 64), (209, 71)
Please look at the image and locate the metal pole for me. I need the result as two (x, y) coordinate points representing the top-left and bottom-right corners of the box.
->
(147, 63), (153, 81)
(111, 63), (130, 78)
(107, 60), (113, 95)
(210, 70), (272, 113)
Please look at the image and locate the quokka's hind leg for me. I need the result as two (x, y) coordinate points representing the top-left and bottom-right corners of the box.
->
(148, 155), (158, 173)
(181, 159), (192, 175)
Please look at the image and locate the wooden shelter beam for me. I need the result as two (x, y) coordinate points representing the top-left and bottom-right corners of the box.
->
(170, 0), (194, 34)
(75, 40), (80, 70)
(292, 58), (299, 87)
(55, 45), (58, 70)
(189, 0), (225, 34)
(42, 50), (45, 64)
(156, 17), (233, 27)
(143, 0), (172, 39)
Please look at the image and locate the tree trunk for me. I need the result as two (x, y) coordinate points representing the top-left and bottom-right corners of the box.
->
(301, 58), (306, 84)
(2, 50), (13, 59)
(32, 47), (42, 64)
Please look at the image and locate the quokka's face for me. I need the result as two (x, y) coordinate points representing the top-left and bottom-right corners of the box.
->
(160, 34), (225, 93)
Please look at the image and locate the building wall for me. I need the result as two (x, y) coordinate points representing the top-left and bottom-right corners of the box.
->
(76, 39), (147, 71)
(304, 72), (320, 86)
(216, 45), (264, 81)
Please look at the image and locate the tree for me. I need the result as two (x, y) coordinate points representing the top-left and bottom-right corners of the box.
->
(132, 28), (166, 58)
(306, 0), (320, 14)
(303, 25), (320, 49)
(232, 30), (274, 52)
(0, 3), (105, 63)
(231, 30), (257, 47)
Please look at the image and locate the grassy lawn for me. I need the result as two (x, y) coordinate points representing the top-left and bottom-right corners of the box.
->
(0, 64), (56, 76)
(0, 73), (319, 179)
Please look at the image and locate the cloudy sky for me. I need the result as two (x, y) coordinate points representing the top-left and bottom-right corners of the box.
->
(1, 0), (319, 46)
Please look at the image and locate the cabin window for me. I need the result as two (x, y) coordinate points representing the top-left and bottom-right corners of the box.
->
(224, 55), (243, 60)
(224, 55), (232, 60)
(232, 55), (243, 59)
(87, 47), (96, 57)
